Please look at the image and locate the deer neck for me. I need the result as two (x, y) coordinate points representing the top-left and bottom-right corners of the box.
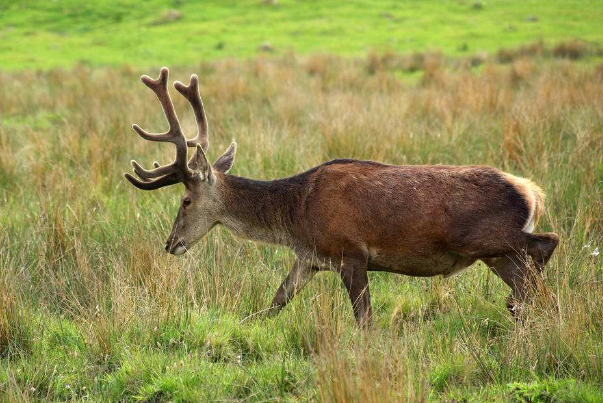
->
(216, 173), (300, 246)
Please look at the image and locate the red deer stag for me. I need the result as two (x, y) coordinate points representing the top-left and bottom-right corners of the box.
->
(125, 67), (559, 327)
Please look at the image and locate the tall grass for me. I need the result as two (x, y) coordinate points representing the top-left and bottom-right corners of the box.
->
(0, 50), (602, 401)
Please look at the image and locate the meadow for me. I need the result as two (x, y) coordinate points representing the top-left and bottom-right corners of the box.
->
(2, 0), (603, 70)
(1, 40), (602, 401)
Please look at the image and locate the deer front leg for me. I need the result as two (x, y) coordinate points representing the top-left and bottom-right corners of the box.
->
(268, 259), (317, 316)
(339, 258), (372, 329)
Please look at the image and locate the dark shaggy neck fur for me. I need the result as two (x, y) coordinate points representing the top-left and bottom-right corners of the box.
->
(215, 159), (384, 245)
(217, 172), (310, 245)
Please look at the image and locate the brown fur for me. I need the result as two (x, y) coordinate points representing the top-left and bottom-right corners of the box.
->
(126, 68), (559, 328)
(212, 159), (558, 327)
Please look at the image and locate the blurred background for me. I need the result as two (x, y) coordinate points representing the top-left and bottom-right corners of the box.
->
(1, 1), (603, 402)
(1, 0), (602, 70)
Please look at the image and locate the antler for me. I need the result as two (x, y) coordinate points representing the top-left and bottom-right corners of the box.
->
(124, 67), (210, 190)
(174, 74), (209, 152)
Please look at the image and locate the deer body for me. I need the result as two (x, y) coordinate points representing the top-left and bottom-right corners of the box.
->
(126, 68), (559, 327)
(218, 161), (528, 275)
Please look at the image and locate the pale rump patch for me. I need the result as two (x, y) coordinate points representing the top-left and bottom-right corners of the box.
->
(501, 173), (545, 234)
(523, 209), (535, 233)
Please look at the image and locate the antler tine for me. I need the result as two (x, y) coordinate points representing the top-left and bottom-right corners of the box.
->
(174, 74), (209, 152)
(139, 67), (181, 136)
(124, 172), (181, 191)
(131, 160), (179, 180)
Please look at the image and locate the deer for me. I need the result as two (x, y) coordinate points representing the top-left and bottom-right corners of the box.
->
(125, 67), (559, 328)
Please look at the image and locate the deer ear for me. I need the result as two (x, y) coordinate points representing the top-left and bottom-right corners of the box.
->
(189, 144), (214, 183)
(213, 142), (237, 173)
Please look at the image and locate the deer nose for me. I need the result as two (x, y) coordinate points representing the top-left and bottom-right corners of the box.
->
(166, 239), (187, 255)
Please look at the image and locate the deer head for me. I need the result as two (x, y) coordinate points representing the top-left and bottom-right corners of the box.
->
(125, 67), (236, 255)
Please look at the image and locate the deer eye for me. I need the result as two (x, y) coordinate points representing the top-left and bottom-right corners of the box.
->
(183, 197), (192, 207)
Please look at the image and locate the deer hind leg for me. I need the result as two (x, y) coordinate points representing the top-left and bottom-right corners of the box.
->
(526, 232), (559, 271)
(476, 231), (558, 316)
(482, 254), (537, 315)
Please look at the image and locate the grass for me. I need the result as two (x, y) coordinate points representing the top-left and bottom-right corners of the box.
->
(1, 45), (603, 401)
(2, 0), (603, 70)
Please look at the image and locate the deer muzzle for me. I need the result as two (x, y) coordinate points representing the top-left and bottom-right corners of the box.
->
(166, 238), (187, 255)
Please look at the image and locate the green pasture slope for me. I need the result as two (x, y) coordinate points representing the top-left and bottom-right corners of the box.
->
(1, 0), (603, 70)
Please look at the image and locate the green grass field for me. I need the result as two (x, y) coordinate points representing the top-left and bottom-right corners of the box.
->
(1, 0), (603, 70)
(1, 1), (603, 402)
